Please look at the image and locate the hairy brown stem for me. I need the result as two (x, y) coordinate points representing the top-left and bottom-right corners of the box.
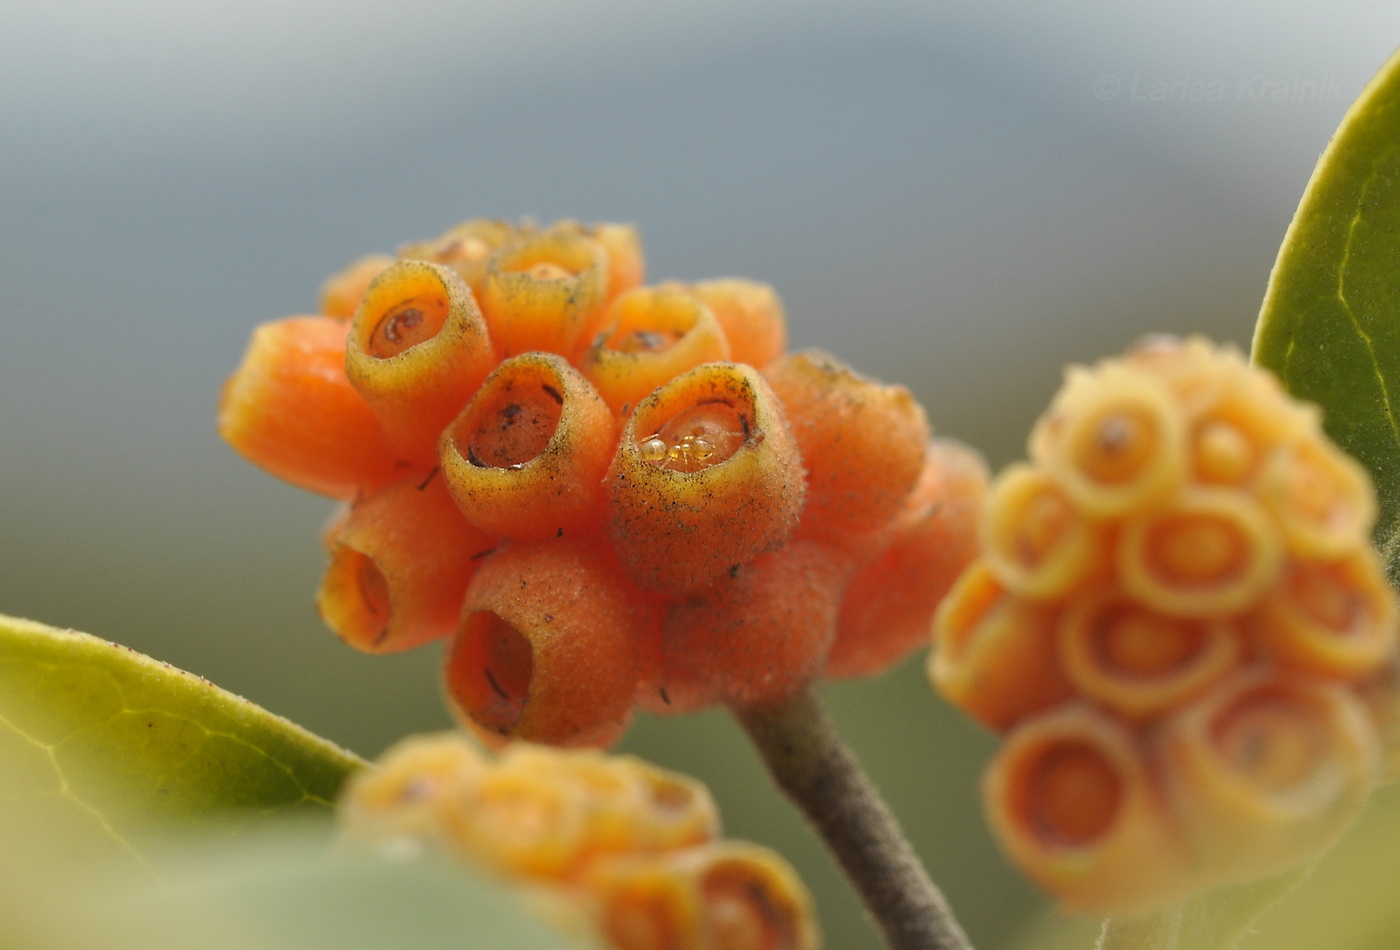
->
(733, 686), (974, 950)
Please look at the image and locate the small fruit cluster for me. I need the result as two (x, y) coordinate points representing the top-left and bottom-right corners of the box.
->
(930, 337), (1399, 915)
(338, 732), (819, 950)
(219, 218), (986, 747)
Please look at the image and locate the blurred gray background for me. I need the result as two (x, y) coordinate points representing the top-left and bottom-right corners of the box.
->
(2, 1), (1397, 947)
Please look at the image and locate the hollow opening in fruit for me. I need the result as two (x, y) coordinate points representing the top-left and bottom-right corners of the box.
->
(434, 235), (492, 266)
(1023, 740), (1123, 848)
(565, 758), (631, 801)
(1194, 420), (1255, 485)
(605, 886), (683, 950)
(367, 293), (450, 359)
(1072, 404), (1160, 485)
(351, 549), (391, 621)
(456, 611), (534, 734)
(1287, 560), (1371, 635)
(1092, 605), (1205, 679)
(499, 246), (580, 282)
(474, 774), (568, 850)
(490, 229), (605, 299)
(1281, 443), (1358, 532)
(452, 380), (565, 469)
(321, 547), (393, 648)
(601, 290), (705, 357)
(612, 329), (683, 354)
(647, 774), (697, 815)
(1211, 688), (1328, 795)
(638, 402), (746, 473)
(1144, 511), (1250, 588)
(523, 261), (573, 281)
(936, 565), (1006, 662)
(1008, 483), (1074, 568)
(701, 866), (789, 950)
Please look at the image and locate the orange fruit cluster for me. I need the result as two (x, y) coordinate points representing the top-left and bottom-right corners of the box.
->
(930, 337), (1400, 915)
(338, 732), (820, 950)
(219, 218), (986, 747)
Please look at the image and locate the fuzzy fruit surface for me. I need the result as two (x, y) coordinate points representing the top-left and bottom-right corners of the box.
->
(221, 216), (986, 747)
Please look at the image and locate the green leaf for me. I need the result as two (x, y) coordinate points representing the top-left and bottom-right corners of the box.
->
(0, 612), (366, 873)
(1231, 782), (1400, 949)
(1253, 47), (1400, 575)
(0, 614), (588, 949)
(1006, 786), (1400, 950)
(1094, 870), (1310, 950)
(1005, 871), (1308, 950)
(4, 824), (594, 950)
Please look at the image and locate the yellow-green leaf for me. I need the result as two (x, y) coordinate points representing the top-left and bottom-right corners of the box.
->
(1007, 784), (1400, 950)
(0, 612), (365, 871)
(1254, 46), (1400, 575)
(6, 827), (592, 950)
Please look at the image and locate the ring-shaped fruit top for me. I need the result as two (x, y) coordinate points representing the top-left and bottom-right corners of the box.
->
(606, 362), (805, 595)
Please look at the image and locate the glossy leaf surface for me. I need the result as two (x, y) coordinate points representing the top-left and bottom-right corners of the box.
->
(1, 827), (589, 950)
(0, 612), (364, 868)
(1254, 47), (1400, 575)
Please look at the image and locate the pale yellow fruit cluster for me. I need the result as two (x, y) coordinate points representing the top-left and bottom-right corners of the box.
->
(930, 336), (1398, 915)
(339, 732), (820, 950)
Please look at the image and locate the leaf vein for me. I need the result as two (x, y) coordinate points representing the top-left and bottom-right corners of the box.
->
(1335, 152), (1400, 451)
(115, 707), (335, 807)
(0, 710), (153, 869)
